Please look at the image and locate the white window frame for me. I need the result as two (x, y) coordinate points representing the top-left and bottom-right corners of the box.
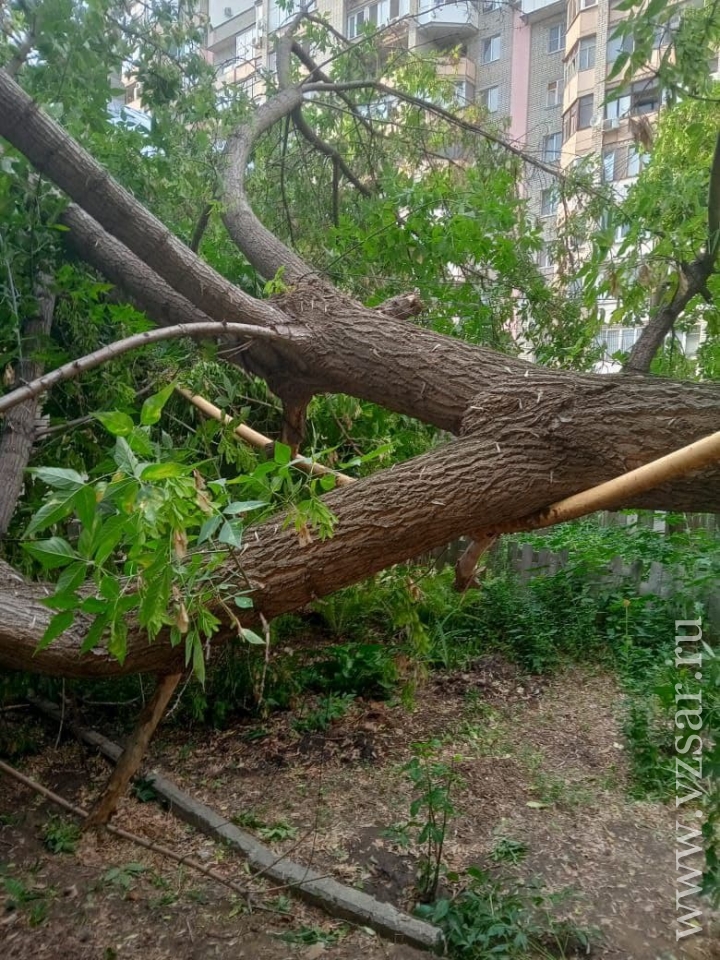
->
(578, 34), (596, 71)
(546, 79), (563, 107)
(482, 34), (501, 63)
(548, 22), (565, 54)
(543, 131), (562, 162)
(540, 187), (558, 216)
(480, 85), (499, 112)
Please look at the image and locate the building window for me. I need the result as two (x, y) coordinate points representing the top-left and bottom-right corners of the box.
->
(607, 31), (633, 65)
(235, 26), (257, 63)
(578, 93), (593, 127)
(580, 0), (597, 7)
(482, 0), (501, 10)
(453, 80), (476, 106)
(604, 89), (631, 119)
(626, 145), (647, 177)
(546, 79), (563, 107)
(562, 94), (593, 140)
(482, 34), (501, 63)
(480, 85), (499, 112)
(538, 245), (553, 269)
(347, 0), (408, 39)
(579, 34), (596, 71)
(543, 131), (562, 162)
(548, 22), (565, 54)
(540, 188), (558, 216)
(602, 148), (616, 181)
(631, 79), (659, 114)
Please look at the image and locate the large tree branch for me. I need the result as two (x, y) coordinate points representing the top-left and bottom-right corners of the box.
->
(0, 322), (287, 416)
(0, 68), (272, 329)
(2, 396), (719, 679)
(624, 133), (720, 374)
(221, 84), (312, 281)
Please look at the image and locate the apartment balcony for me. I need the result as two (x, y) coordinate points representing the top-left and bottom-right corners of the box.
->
(416, 0), (479, 40)
(436, 56), (477, 86)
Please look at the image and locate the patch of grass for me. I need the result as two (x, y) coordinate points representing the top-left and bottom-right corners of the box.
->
(102, 862), (147, 894)
(232, 810), (265, 829)
(1, 872), (56, 926)
(258, 820), (298, 843)
(416, 867), (595, 959)
(489, 837), (528, 865)
(41, 816), (81, 854)
(292, 693), (355, 733)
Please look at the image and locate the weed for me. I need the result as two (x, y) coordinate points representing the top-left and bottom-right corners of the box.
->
(292, 693), (355, 733)
(102, 862), (147, 893)
(416, 867), (594, 959)
(41, 816), (81, 854)
(381, 822), (413, 850)
(489, 837), (528, 865)
(2, 873), (55, 926)
(402, 740), (461, 902)
(132, 777), (158, 802)
(232, 810), (265, 829)
(258, 820), (298, 842)
(279, 925), (345, 945)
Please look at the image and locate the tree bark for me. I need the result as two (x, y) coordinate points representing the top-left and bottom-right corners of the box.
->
(0, 286), (55, 539)
(1, 67), (720, 685)
(1, 368), (718, 679)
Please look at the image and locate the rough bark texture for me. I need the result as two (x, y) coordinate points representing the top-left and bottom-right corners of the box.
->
(0, 287), (55, 539)
(1, 67), (719, 682)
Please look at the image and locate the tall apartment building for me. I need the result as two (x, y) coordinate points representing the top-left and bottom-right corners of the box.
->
(122, 0), (705, 364)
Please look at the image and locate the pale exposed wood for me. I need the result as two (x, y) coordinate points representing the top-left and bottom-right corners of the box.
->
(490, 429), (720, 536)
(83, 672), (182, 829)
(176, 388), (356, 487)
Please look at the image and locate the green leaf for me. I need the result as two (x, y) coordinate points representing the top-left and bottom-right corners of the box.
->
(93, 514), (129, 564)
(234, 595), (253, 609)
(23, 537), (79, 570)
(30, 467), (86, 492)
(224, 500), (267, 515)
(74, 485), (98, 530)
(80, 613), (110, 654)
(140, 462), (187, 481)
(112, 437), (139, 476)
(242, 627), (265, 645)
(273, 442), (292, 466)
(140, 383), (175, 426)
(107, 617), (127, 664)
(25, 491), (82, 536)
(55, 561), (88, 595)
(96, 411), (135, 437)
(36, 610), (76, 651)
(99, 575), (121, 601)
(218, 520), (242, 548)
(197, 514), (222, 545)
(192, 635), (206, 685)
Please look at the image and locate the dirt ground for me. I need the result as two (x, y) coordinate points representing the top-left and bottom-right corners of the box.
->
(1, 659), (717, 960)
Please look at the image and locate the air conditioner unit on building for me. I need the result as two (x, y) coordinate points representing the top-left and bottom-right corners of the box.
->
(603, 118), (620, 131)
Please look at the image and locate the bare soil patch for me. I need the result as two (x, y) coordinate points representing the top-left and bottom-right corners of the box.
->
(1, 659), (716, 960)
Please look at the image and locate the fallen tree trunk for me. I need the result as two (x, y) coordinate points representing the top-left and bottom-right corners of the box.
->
(2, 394), (719, 679)
(1, 67), (719, 684)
